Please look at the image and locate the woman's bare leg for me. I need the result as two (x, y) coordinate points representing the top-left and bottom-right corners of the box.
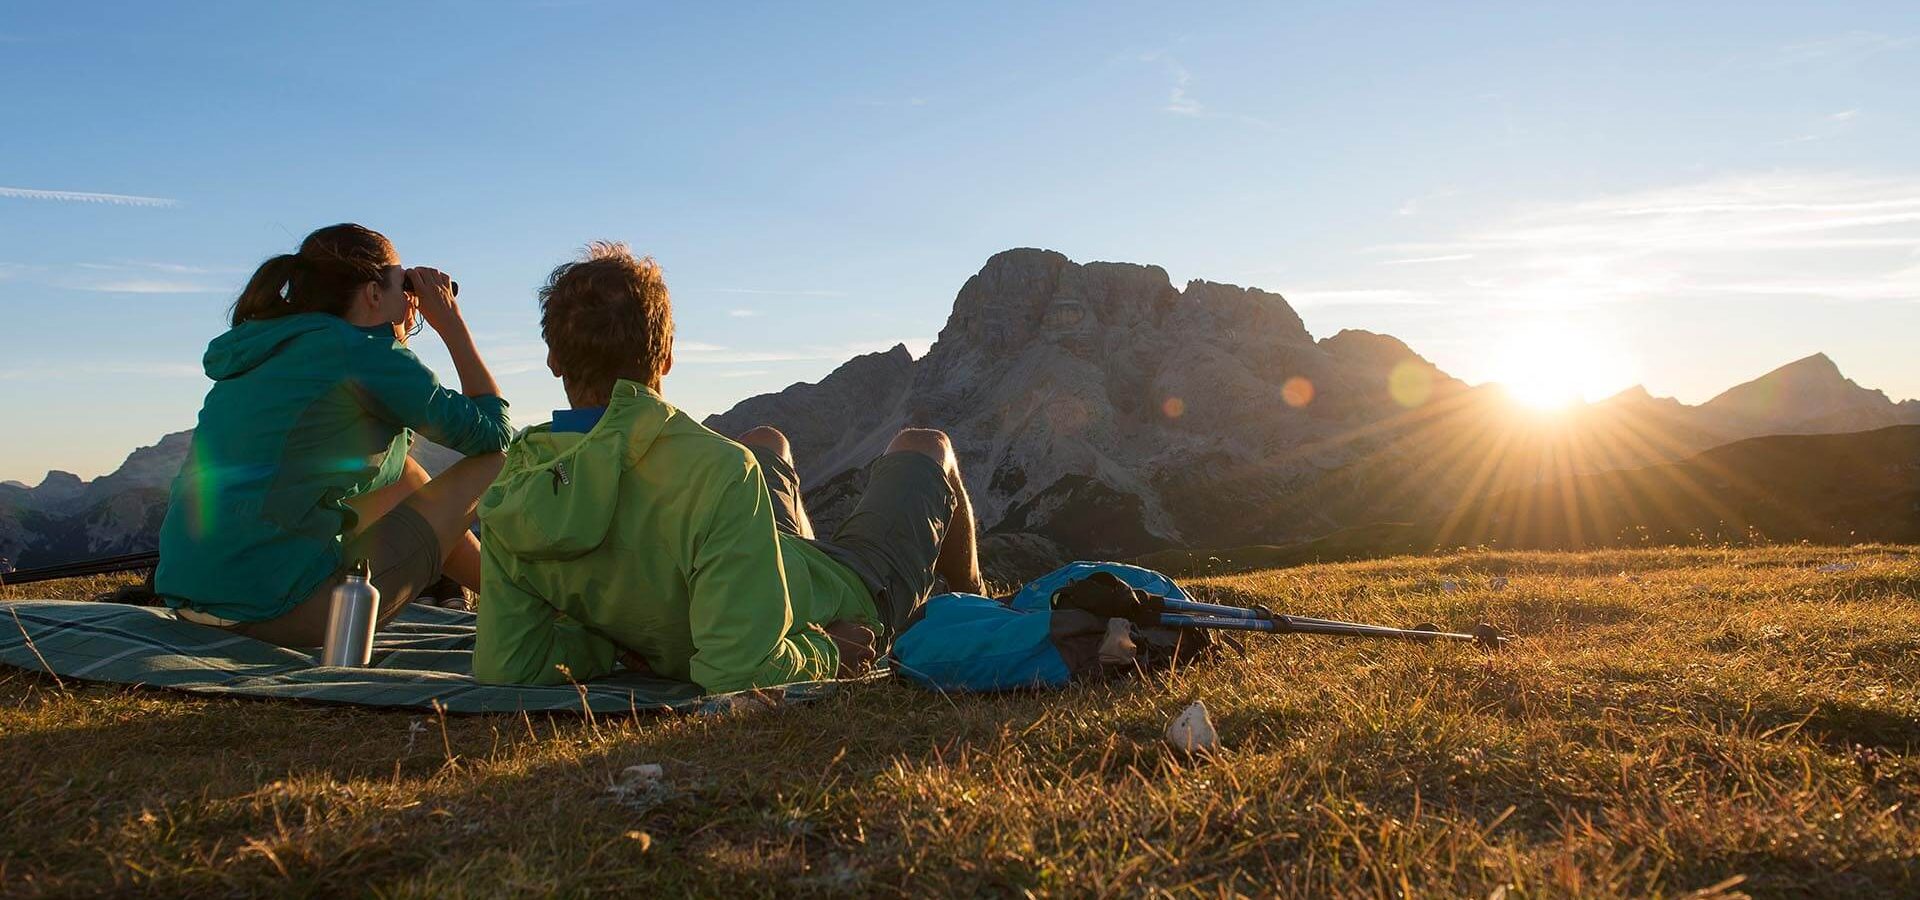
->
(346, 453), (494, 590)
(398, 453), (502, 590)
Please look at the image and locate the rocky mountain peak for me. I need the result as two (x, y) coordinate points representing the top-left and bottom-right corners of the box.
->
(35, 471), (83, 492)
(1179, 280), (1311, 346)
(1702, 351), (1895, 432)
(1781, 352), (1839, 376)
(936, 250), (1181, 359)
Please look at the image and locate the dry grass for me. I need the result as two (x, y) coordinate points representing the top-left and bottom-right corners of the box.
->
(3, 545), (1917, 897)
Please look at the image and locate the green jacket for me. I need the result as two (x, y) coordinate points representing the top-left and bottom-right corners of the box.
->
(155, 313), (513, 621)
(473, 380), (878, 694)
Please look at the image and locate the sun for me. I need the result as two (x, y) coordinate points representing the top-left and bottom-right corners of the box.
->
(1487, 322), (1633, 412)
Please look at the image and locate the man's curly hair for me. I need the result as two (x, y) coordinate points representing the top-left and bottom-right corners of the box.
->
(539, 241), (674, 403)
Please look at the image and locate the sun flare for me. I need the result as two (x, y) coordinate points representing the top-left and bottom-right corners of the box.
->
(1488, 323), (1634, 412)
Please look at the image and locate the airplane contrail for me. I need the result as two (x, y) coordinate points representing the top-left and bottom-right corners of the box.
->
(0, 186), (177, 207)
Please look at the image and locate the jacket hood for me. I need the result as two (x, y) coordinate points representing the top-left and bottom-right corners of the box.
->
(203, 314), (349, 380)
(478, 381), (674, 561)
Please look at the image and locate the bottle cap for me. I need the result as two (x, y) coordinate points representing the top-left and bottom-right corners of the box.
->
(350, 559), (371, 579)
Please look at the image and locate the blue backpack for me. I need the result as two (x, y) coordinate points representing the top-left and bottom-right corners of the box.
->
(888, 562), (1218, 693)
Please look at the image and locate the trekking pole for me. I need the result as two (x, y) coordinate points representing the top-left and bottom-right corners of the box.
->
(0, 551), (159, 587)
(1158, 611), (1506, 649)
(1051, 572), (1508, 650)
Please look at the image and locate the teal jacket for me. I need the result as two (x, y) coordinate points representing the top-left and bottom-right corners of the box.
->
(155, 313), (512, 622)
(473, 381), (878, 693)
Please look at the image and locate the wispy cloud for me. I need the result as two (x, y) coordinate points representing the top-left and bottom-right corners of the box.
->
(80, 279), (217, 294)
(1137, 51), (1271, 126)
(1777, 31), (1915, 67)
(675, 338), (927, 365)
(0, 260), (228, 294)
(1285, 288), (1443, 308)
(0, 361), (202, 381)
(1782, 107), (1864, 144)
(1347, 171), (1920, 311)
(707, 288), (846, 297)
(853, 96), (929, 108)
(717, 370), (771, 378)
(1396, 188), (1460, 217)
(78, 260), (242, 276)
(1160, 58), (1203, 116)
(0, 186), (177, 208)
(726, 309), (760, 318)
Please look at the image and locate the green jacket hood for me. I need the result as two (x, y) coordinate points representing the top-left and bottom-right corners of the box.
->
(203, 314), (346, 380)
(478, 381), (673, 561)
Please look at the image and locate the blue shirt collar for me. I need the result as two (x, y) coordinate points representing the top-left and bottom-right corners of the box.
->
(551, 406), (607, 434)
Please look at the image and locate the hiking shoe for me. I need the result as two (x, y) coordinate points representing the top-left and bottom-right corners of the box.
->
(418, 576), (472, 611)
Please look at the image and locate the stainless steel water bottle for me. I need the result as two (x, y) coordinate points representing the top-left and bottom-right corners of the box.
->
(321, 559), (380, 667)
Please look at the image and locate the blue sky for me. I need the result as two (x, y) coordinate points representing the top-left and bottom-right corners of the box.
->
(3, 1), (1917, 482)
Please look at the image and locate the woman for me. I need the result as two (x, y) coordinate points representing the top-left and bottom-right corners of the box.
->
(155, 223), (512, 647)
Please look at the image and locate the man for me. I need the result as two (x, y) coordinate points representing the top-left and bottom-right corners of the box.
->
(473, 243), (983, 694)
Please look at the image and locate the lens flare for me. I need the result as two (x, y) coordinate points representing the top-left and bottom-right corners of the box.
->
(1389, 362), (1433, 408)
(1282, 376), (1314, 408)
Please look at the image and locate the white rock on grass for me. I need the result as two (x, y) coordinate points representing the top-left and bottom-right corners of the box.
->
(621, 764), (664, 784)
(1165, 700), (1219, 753)
(608, 764), (666, 800)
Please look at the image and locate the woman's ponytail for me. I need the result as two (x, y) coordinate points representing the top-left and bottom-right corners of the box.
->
(230, 254), (303, 326)
(226, 224), (398, 327)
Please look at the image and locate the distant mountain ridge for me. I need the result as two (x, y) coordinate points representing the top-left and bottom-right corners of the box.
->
(0, 432), (460, 569)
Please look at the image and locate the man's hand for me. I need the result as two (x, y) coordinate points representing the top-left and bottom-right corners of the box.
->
(619, 649), (653, 675)
(822, 621), (877, 677)
(405, 266), (462, 335)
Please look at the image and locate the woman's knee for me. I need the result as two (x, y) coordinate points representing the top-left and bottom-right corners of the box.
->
(403, 453), (503, 541)
(447, 451), (505, 485)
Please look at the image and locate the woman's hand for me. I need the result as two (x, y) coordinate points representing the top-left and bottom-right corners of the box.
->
(405, 265), (500, 400)
(406, 266), (462, 334)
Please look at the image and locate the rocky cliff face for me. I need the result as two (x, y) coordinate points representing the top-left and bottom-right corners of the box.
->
(704, 344), (916, 482)
(706, 248), (1471, 556)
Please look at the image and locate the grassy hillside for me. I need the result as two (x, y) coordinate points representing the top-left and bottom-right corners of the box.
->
(1139, 426), (1920, 579)
(4, 545), (1918, 896)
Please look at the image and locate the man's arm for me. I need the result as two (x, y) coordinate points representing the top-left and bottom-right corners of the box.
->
(684, 462), (840, 694)
(473, 540), (618, 685)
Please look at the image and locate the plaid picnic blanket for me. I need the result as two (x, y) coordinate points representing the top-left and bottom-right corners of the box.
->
(0, 599), (840, 715)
